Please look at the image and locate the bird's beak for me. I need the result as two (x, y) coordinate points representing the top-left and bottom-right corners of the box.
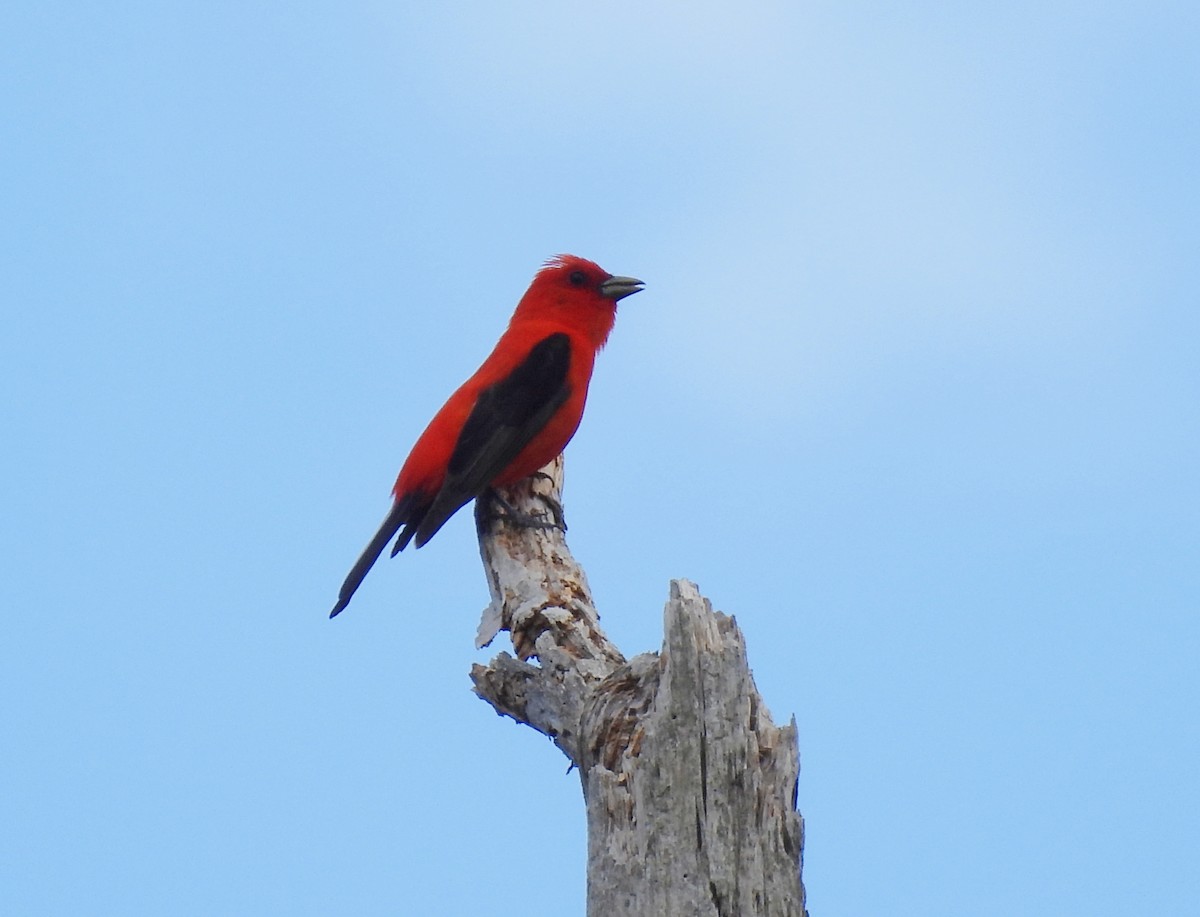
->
(600, 274), (645, 301)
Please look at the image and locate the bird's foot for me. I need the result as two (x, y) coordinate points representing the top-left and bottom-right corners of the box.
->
(481, 487), (567, 535)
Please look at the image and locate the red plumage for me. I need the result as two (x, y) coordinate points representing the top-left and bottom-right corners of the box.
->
(330, 255), (643, 617)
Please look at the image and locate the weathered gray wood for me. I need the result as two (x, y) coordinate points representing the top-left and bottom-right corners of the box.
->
(472, 458), (806, 917)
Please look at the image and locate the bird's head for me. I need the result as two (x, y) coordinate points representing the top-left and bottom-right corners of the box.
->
(513, 255), (644, 348)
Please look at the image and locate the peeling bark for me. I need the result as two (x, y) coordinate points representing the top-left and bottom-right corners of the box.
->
(471, 457), (806, 917)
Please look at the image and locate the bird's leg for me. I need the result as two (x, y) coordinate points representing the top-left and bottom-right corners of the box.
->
(480, 486), (567, 534)
(526, 471), (568, 530)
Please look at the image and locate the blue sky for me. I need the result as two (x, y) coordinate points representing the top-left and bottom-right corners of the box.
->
(3, 2), (1197, 914)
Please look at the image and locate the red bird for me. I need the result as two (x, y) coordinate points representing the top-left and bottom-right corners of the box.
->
(330, 255), (643, 617)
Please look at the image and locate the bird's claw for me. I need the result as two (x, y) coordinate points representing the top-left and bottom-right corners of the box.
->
(480, 488), (567, 534)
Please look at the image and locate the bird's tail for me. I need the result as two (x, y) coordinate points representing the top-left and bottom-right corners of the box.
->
(329, 497), (414, 618)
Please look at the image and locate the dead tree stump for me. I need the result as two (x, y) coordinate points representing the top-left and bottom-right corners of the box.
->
(471, 457), (806, 917)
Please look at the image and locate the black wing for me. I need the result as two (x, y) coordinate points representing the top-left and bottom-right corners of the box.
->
(407, 332), (572, 550)
(329, 332), (571, 618)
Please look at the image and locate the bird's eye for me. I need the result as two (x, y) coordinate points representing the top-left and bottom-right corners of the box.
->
(568, 270), (586, 286)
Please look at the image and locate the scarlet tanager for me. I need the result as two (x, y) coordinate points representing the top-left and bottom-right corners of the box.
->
(330, 255), (643, 618)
